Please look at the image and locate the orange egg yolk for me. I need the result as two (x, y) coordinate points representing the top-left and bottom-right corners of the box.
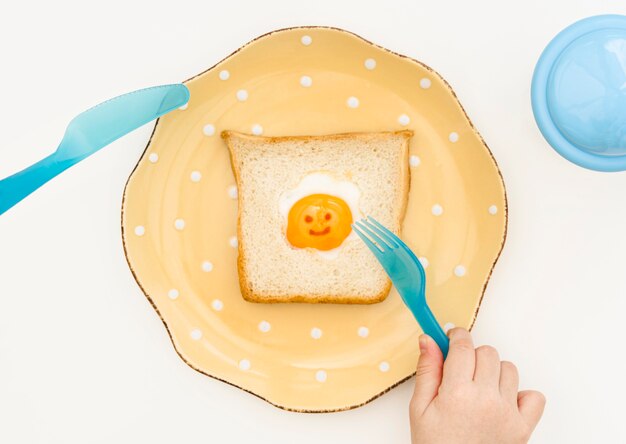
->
(286, 194), (353, 251)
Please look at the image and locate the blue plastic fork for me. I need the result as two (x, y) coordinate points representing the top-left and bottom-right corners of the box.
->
(352, 217), (449, 358)
(0, 83), (190, 215)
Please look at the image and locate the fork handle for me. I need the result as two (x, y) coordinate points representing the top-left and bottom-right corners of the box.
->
(415, 304), (450, 359)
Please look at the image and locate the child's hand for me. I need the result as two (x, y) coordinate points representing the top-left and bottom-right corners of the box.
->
(410, 328), (545, 444)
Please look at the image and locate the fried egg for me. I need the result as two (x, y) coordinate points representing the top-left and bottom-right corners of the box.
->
(278, 172), (362, 256)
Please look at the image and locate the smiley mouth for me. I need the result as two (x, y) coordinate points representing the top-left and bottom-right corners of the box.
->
(309, 227), (331, 236)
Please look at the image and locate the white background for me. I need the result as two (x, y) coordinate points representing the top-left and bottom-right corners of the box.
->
(1, 1), (626, 442)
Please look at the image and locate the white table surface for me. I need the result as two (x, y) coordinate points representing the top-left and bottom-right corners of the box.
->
(2, 1), (626, 442)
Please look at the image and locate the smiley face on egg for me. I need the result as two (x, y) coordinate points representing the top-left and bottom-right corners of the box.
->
(278, 172), (362, 253)
(286, 194), (353, 251)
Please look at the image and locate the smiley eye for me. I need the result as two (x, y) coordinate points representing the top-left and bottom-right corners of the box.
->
(324, 213), (331, 221)
(305, 215), (313, 223)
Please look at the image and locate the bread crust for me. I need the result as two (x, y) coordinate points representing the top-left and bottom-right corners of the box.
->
(223, 130), (412, 304)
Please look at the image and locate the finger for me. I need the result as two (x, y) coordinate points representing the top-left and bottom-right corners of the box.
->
(518, 390), (546, 431)
(499, 361), (519, 402)
(411, 334), (444, 416)
(442, 328), (475, 385)
(473, 345), (501, 386)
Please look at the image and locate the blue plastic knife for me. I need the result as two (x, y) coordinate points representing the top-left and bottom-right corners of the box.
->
(0, 83), (189, 215)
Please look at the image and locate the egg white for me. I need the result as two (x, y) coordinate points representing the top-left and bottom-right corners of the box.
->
(277, 171), (362, 259)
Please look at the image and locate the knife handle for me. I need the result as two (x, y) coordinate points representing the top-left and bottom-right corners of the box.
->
(0, 154), (70, 215)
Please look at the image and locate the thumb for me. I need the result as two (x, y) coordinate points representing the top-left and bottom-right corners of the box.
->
(518, 390), (546, 432)
(411, 334), (444, 416)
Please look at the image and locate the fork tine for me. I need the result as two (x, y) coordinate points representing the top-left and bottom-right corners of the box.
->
(352, 223), (384, 255)
(355, 220), (393, 250)
(369, 216), (419, 261)
(363, 217), (400, 248)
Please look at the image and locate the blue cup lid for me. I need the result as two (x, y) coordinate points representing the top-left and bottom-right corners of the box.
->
(532, 15), (626, 171)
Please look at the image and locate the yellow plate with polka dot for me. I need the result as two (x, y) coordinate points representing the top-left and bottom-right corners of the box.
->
(122, 27), (507, 412)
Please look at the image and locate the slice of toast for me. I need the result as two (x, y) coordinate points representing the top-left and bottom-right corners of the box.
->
(222, 131), (412, 304)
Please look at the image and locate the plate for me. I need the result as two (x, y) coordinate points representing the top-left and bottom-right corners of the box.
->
(121, 27), (507, 412)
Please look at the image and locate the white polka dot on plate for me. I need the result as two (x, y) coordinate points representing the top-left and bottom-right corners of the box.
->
(179, 103), (188, 110)
(420, 78), (432, 89)
(212, 299), (224, 311)
(227, 185), (238, 199)
(236, 89), (248, 101)
(168, 289), (179, 300)
(190, 171), (202, 182)
(201, 261), (213, 273)
(310, 327), (322, 339)
(347, 96), (359, 108)
(148, 153), (158, 163)
(258, 320), (271, 333)
(203, 124), (215, 136)
(364, 58), (376, 70)
(174, 219), (185, 230)
(358, 326), (369, 338)
(229, 236), (238, 248)
(454, 265), (466, 277)
(398, 114), (410, 125)
(315, 370), (327, 382)
(444, 322), (456, 333)
(239, 359), (251, 371)
(449, 132), (459, 143)
(419, 257), (429, 268)
(379, 361), (390, 372)
(190, 329), (202, 340)
(431, 204), (443, 216)
(300, 75), (312, 87)
(251, 124), (263, 135)
(134, 225), (145, 236)
(489, 205), (498, 215)
(301, 35), (312, 46)
(219, 69), (230, 80)
(409, 155), (421, 167)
